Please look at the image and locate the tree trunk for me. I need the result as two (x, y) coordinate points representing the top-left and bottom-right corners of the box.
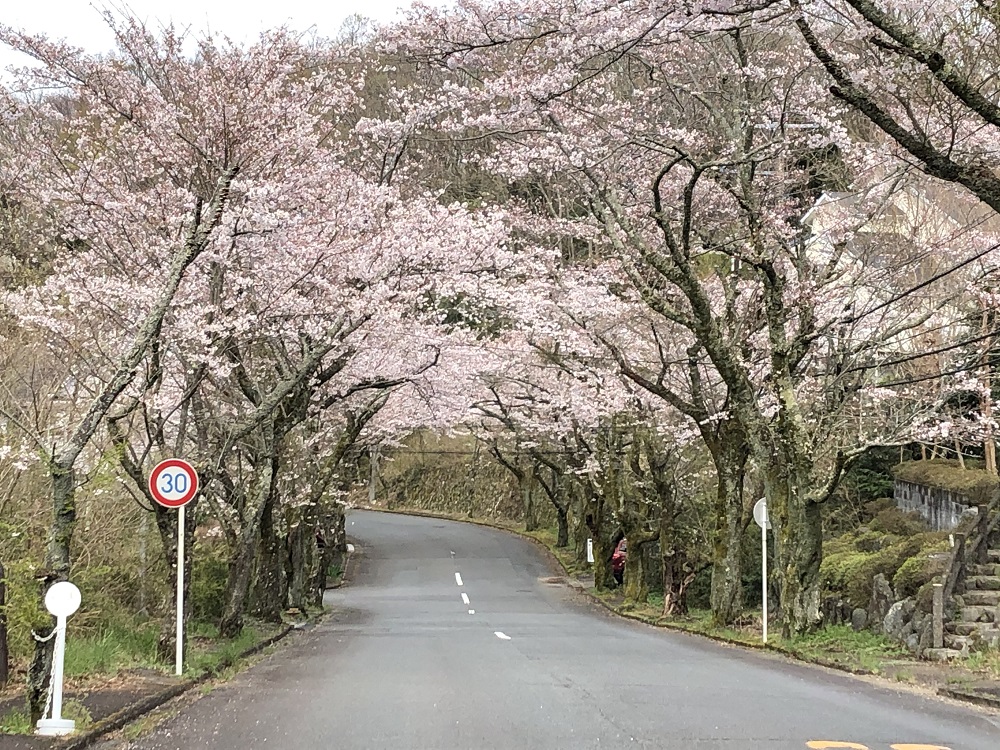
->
(769, 465), (823, 637)
(522, 471), (539, 532)
(623, 538), (654, 605)
(0, 562), (9, 688)
(310, 507), (345, 606)
(286, 510), (316, 612)
(555, 505), (569, 548)
(219, 544), (256, 638)
(27, 618), (54, 726)
(583, 488), (617, 591)
(219, 447), (277, 638)
(710, 455), (746, 626)
(250, 502), (287, 622)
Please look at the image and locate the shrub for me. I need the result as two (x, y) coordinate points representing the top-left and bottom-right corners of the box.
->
(869, 507), (929, 536)
(892, 541), (950, 599)
(821, 530), (949, 608)
(863, 497), (896, 519)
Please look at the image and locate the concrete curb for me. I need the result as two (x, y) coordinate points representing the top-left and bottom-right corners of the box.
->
(60, 624), (296, 750)
(937, 686), (1000, 710)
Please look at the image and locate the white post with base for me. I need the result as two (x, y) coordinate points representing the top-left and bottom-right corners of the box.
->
(36, 581), (81, 737)
(753, 498), (772, 644)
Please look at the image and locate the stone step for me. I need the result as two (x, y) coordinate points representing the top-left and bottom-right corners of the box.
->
(954, 622), (979, 636)
(966, 563), (1000, 577)
(945, 634), (973, 650)
(960, 605), (997, 623)
(925, 647), (966, 662)
(963, 590), (1000, 606)
(989, 549), (1000, 563)
(966, 576), (1000, 591)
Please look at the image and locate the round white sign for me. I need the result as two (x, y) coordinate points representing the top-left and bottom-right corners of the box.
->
(148, 458), (199, 508)
(44, 581), (82, 618)
(753, 498), (772, 530)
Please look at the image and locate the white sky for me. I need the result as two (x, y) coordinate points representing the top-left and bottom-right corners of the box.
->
(0, 0), (434, 72)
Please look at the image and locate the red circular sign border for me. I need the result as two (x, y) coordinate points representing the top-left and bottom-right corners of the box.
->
(149, 458), (199, 508)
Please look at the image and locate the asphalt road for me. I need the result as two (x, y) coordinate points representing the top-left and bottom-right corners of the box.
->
(108, 510), (1000, 749)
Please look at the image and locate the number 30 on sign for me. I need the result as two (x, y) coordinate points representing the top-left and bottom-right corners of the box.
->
(148, 459), (199, 508)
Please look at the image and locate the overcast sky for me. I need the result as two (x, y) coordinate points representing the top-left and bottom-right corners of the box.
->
(0, 1), (435, 72)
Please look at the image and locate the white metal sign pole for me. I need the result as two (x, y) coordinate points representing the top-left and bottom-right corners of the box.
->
(762, 522), (768, 644)
(176, 503), (185, 676)
(149, 458), (197, 677)
(753, 498), (770, 645)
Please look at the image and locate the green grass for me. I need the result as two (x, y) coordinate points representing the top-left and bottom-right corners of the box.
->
(184, 624), (268, 676)
(0, 707), (32, 734)
(63, 699), (93, 730)
(63, 622), (161, 677)
(964, 650), (1000, 678)
(781, 624), (909, 673)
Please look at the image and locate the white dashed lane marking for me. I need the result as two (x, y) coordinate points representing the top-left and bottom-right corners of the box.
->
(455, 572), (463, 586)
(494, 631), (511, 640)
(461, 593), (470, 605)
(468, 609), (475, 615)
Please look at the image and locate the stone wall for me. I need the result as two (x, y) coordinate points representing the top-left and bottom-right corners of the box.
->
(894, 480), (974, 531)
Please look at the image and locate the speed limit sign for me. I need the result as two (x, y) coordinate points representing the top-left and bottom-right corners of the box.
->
(148, 458), (198, 508)
(148, 457), (199, 676)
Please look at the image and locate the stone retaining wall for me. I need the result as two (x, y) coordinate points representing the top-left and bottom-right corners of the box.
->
(894, 480), (973, 531)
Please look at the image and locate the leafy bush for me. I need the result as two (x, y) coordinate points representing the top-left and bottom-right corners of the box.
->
(892, 541), (950, 598)
(0, 556), (49, 664)
(821, 530), (948, 607)
(869, 507), (929, 536)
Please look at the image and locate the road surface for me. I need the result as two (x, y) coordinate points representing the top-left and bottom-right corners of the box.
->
(109, 510), (1000, 749)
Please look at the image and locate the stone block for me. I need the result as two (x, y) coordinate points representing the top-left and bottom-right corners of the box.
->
(883, 599), (914, 642)
(868, 574), (894, 633)
(924, 647), (964, 662)
(967, 576), (1000, 591)
(960, 606), (993, 623)
(963, 590), (1000, 606)
(850, 608), (868, 632)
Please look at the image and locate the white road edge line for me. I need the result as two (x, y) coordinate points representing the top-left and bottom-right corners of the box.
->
(494, 631), (511, 640)
(461, 592), (470, 605)
(455, 572), (463, 586)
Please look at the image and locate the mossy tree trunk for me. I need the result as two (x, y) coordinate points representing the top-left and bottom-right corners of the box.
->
(0, 562), (8, 688)
(219, 430), (278, 638)
(708, 435), (749, 627)
(249, 490), (287, 622)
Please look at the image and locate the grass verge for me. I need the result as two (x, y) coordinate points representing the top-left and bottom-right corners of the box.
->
(0, 619), (291, 736)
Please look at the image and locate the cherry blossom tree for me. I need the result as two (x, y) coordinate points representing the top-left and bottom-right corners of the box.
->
(380, 0), (997, 633)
